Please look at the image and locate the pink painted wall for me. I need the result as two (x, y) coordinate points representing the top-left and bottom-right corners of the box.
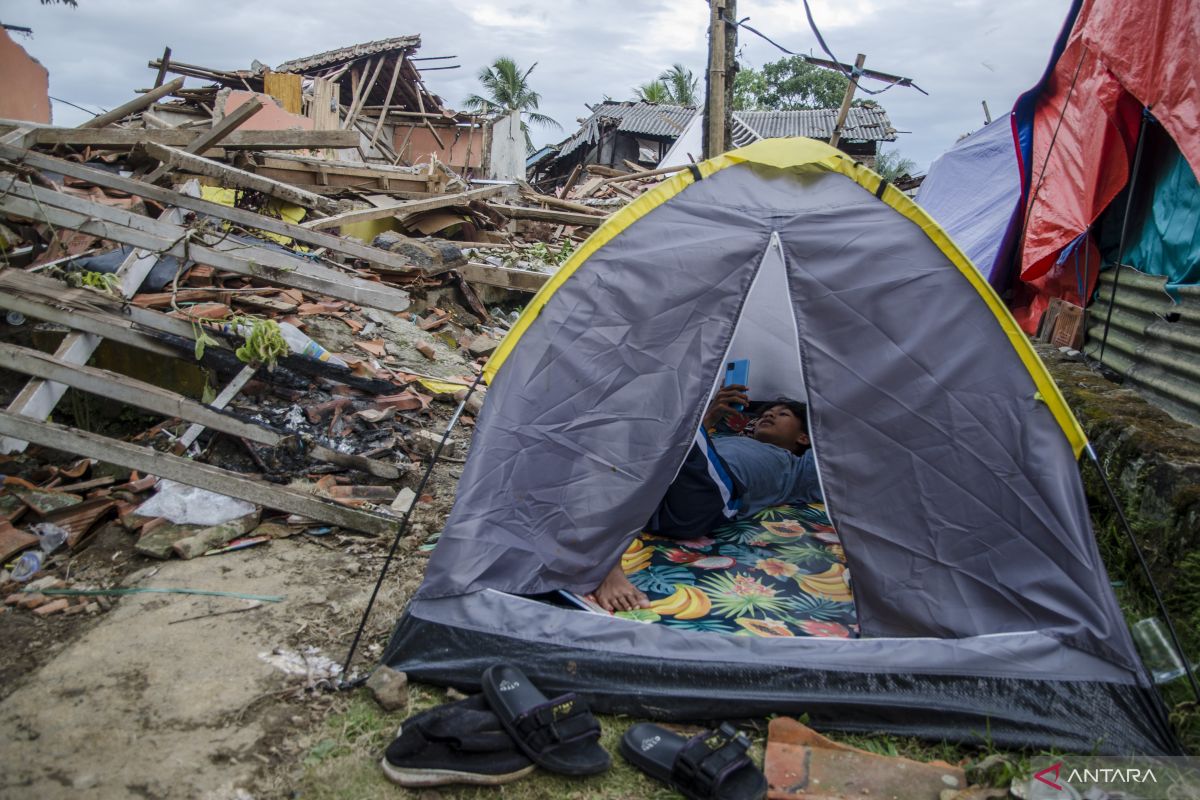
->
(395, 123), (484, 170)
(222, 90), (313, 131)
(0, 29), (51, 124)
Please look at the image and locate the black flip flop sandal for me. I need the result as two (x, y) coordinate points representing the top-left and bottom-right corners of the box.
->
(380, 694), (536, 787)
(619, 721), (767, 800)
(480, 663), (611, 776)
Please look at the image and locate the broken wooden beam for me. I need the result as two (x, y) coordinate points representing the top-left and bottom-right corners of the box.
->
(487, 203), (606, 227)
(0, 126), (359, 151)
(518, 186), (605, 216)
(302, 185), (509, 231)
(0, 178), (411, 311)
(0, 144), (428, 275)
(0, 268), (230, 356)
(458, 262), (548, 293)
(143, 96), (263, 183)
(0, 410), (396, 535)
(141, 142), (338, 213)
(79, 77), (186, 129)
(0, 343), (401, 481)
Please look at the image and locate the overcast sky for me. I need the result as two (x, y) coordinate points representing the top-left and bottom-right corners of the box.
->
(8, 0), (1071, 172)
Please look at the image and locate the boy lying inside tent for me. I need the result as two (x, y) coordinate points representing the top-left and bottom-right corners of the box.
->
(588, 385), (824, 612)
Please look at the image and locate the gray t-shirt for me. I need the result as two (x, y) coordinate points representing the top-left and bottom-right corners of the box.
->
(711, 435), (823, 518)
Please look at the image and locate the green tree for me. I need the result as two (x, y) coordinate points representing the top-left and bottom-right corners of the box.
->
(635, 81), (674, 104)
(464, 56), (560, 153)
(659, 63), (699, 107)
(734, 57), (855, 111)
(632, 64), (699, 106)
(873, 148), (917, 181)
(733, 67), (769, 111)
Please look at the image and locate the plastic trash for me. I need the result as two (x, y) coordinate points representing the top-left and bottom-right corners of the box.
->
(135, 480), (257, 527)
(10, 551), (43, 582)
(277, 322), (348, 368)
(5, 311), (25, 326)
(29, 522), (69, 554)
(223, 321), (347, 367)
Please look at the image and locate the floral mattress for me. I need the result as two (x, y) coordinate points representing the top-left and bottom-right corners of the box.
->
(615, 503), (858, 638)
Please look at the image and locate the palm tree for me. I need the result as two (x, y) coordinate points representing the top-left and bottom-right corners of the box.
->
(635, 80), (673, 104)
(659, 63), (699, 107)
(464, 56), (560, 153)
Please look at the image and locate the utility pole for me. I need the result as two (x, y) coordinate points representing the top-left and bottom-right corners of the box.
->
(703, 0), (734, 159)
(828, 53), (866, 149)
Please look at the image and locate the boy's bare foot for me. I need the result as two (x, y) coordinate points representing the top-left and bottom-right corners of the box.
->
(585, 564), (650, 613)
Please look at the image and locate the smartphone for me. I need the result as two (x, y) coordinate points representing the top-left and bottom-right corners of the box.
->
(723, 359), (749, 411)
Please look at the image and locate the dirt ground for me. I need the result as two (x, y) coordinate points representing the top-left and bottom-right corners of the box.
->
(0, 460), (455, 800)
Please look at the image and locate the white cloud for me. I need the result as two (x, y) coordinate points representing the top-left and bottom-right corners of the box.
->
(10, 0), (1072, 170)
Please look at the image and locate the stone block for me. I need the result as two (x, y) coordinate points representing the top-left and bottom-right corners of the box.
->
(366, 666), (409, 712)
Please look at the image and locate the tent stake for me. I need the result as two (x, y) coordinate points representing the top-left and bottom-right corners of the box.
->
(1097, 109), (1150, 363)
(1085, 444), (1200, 701)
(338, 371), (486, 688)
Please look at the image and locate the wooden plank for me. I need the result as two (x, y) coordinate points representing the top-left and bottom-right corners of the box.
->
(8, 127), (359, 150)
(343, 56), (385, 130)
(176, 365), (257, 451)
(369, 56), (405, 151)
(142, 142), (338, 213)
(458, 262), (548, 293)
(0, 200), (188, 455)
(143, 97), (263, 184)
(487, 203), (606, 227)
(153, 47), (172, 89)
(559, 163), (583, 197)
(0, 410), (397, 535)
(302, 185), (508, 231)
(0, 179), (411, 311)
(79, 77), (185, 129)
(519, 186), (605, 216)
(262, 72), (302, 114)
(0, 344), (400, 480)
(0, 144), (428, 275)
(598, 163), (688, 185)
(0, 282), (182, 359)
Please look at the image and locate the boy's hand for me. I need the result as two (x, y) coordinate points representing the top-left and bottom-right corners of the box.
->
(704, 384), (748, 428)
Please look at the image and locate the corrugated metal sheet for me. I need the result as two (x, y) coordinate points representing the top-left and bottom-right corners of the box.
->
(557, 102), (697, 158)
(731, 107), (896, 147)
(276, 35), (421, 73)
(1085, 266), (1200, 426)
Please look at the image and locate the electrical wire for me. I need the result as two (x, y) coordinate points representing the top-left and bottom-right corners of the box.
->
(719, 2), (925, 95)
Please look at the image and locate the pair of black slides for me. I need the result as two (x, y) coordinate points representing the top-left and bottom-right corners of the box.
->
(380, 663), (767, 799)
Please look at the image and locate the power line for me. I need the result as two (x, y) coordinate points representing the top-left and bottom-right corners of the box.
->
(720, 2), (927, 96)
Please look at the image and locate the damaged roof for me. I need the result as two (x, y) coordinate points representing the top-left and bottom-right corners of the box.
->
(731, 107), (896, 147)
(276, 35), (422, 73)
(557, 101), (698, 158)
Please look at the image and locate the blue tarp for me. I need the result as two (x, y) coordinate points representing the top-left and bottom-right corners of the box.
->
(915, 115), (1022, 290)
(1122, 131), (1200, 295)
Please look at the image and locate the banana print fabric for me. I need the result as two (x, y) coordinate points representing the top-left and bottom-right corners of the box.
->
(615, 503), (858, 638)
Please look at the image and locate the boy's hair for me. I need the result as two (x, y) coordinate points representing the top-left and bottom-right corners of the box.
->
(766, 397), (809, 434)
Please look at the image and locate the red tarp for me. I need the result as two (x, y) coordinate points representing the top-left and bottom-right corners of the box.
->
(1013, 0), (1200, 332)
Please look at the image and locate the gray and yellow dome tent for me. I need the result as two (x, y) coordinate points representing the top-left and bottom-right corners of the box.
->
(383, 139), (1179, 754)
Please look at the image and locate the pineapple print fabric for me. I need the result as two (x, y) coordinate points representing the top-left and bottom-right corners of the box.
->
(616, 503), (858, 638)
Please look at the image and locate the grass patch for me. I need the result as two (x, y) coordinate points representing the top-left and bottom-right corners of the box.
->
(298, 685), (686, 800)
(297, 684), (1075, 799)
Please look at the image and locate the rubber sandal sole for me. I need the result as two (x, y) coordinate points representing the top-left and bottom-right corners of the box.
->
(379, 758), (536, 787)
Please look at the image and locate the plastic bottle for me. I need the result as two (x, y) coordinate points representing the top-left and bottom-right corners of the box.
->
(277, 322), (349, 368)
(10, 551), (42, 582)
(30, 522), (68, 554)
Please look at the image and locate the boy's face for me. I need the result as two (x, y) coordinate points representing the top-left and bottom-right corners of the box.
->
(753, 404), (810, 454)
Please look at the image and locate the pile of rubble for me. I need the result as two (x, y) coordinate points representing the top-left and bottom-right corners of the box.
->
(0, 35), (673, 598)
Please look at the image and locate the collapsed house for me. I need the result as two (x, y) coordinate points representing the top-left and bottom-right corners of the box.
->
(530, 100), (898, 188)
(0, 34), (691, 612)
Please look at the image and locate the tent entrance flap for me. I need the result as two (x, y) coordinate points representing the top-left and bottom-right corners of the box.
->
(723, 231), (806, 403)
